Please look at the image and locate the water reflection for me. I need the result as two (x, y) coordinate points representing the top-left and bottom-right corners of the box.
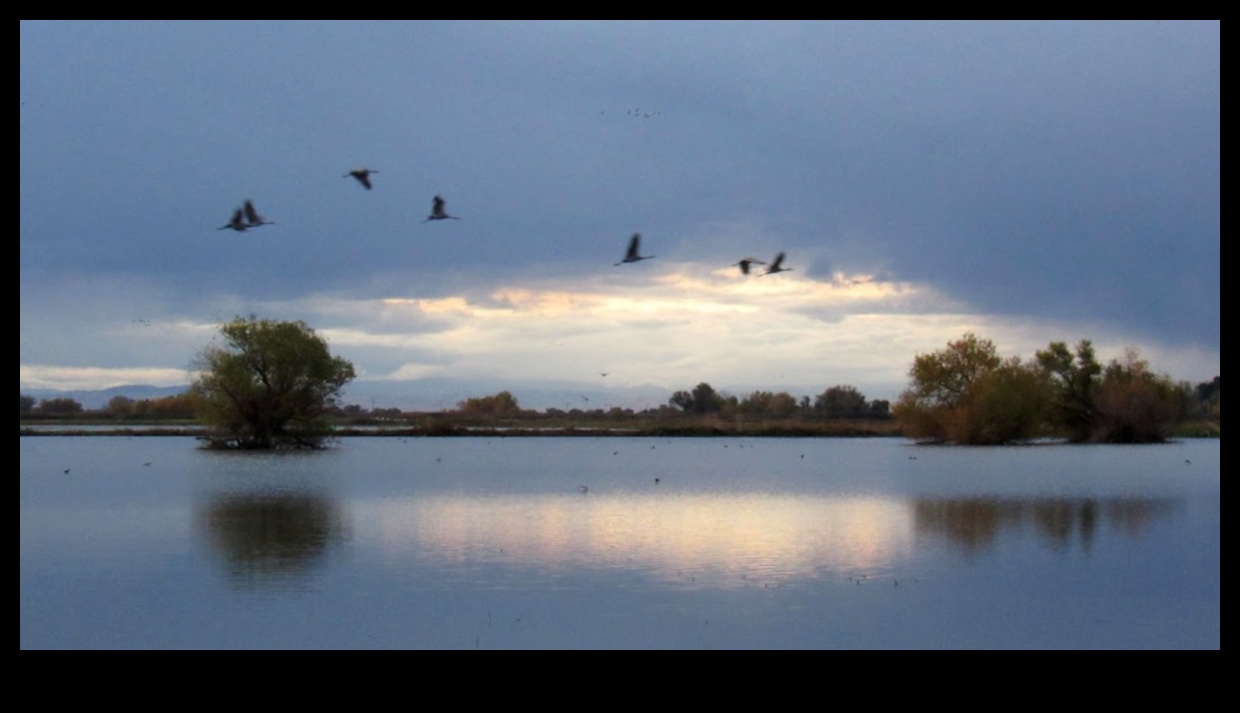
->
(197, 492), (348, 590)
(912, 496), (1180, 555)
(362, 493), (914, 587)
(358, 492), (1185, 588)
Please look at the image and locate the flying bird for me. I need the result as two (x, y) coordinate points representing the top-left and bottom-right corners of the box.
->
(218, 208), (248, 232)
(734, 258), (766, 275)
(762, 252), (793, 275)
(242, 199), (274, 227)
(615, 233), (654, 266)
(424, 195), (461, 222)
(344, 168), (378, 190)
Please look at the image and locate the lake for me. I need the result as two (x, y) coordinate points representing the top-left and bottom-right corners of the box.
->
(19, 436), (1220, 649)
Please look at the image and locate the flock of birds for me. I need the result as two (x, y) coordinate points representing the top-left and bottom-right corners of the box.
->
(220, 168), (793, 275)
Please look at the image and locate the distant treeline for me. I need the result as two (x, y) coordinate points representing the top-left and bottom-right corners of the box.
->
(20, 392), (197, 420)
(20, 334), (1220, 444)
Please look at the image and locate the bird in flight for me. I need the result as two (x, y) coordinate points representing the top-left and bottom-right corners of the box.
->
(424, 195), (461, 222)
(615, 233), (654, 266)
(733, 257), (766, 275)
(762, 252), (793, 275)
(242, 199), (274, 227)
(218, 207), (249, 232)
(344, 168), (378, 190)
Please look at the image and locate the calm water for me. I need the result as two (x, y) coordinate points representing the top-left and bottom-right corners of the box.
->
(19, 436), (1220, 649)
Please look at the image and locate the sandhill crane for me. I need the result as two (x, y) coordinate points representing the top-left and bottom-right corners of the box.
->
(423, 195), (461, 222)
(344, 168), (378, 190)
(762, 252), (793, 275)
(242, 199), (274, 227)
(615, 233), (654, 266)
(218, 208), (248, 232)
(734, 257), (766, 275)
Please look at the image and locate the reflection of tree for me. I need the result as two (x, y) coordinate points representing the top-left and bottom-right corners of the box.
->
(199, 493), (346, 590)
(913, 496), (1178, 555)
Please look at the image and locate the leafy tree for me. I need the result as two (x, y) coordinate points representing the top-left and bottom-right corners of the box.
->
(20, 394), (35, 414)
(943, 358), (1049, 444)
(1035, 340), (1101, 442)
(1091, 347), (1182, 443)
(192, 316), (356, 450)
(456, 391), (523, 416)
(904, 332), (1002, 409)
(894, 333), (1046, 444)
(868, 399), (891, 419)
(670, 382), (724, 414)
(815, 385), (868, 419)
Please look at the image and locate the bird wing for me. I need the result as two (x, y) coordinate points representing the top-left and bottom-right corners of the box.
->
(243, 200), (260, 224)
(627, 233), (641, 259)
(771, 252), (785, 269)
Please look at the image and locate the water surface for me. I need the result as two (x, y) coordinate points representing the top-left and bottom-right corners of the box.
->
(20, 436), (1220, 649)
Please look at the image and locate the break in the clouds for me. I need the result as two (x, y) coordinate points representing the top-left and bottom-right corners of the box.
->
(20, 21), (1219, 406)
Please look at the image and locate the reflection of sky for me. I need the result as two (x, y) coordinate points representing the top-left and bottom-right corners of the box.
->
(358, 491), (1189, 589)
(362, 494), (912, 586)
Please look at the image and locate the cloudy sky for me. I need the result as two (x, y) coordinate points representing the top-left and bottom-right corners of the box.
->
(20, 21), (1220, 410)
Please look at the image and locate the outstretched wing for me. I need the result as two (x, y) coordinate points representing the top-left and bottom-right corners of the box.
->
(243, 200), (261, 225)
(626, 233), (641, 260)
(220, 207), (247, 231)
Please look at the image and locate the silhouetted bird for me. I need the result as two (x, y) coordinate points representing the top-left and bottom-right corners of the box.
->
(734, 258), (766, 275)
(424, 195), (461, 222)
(344, 168), (378, 190)
(615, 233), (654, 266)
(242, 199), (274, 227)
(218, 208), (248, 232)
(762, 252), (793, 275)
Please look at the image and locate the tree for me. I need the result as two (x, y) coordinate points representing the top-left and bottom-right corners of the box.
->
(894, 333), (1047, 444)
(1091, 347), (1182, 443)
(1035, 340), (1101, 442)
(107, 395), (135, 417)
(670, 383), (723, 414)
(20, 394), (35, 414)
(1036, 341), (1185, 443)
(36, 397), (83, 415)
(456, 391), (523, 416)
(192, 316), (355, 449)
(814, 385), (868, 419)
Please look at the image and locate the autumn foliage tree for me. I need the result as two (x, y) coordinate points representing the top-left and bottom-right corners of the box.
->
(456, 391), (523, 417)
(898, 333), (1190, 444)
(894, 333), (1048, 444)
(192, 316), (355, 450)
(1091, 348), (1187, 443)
